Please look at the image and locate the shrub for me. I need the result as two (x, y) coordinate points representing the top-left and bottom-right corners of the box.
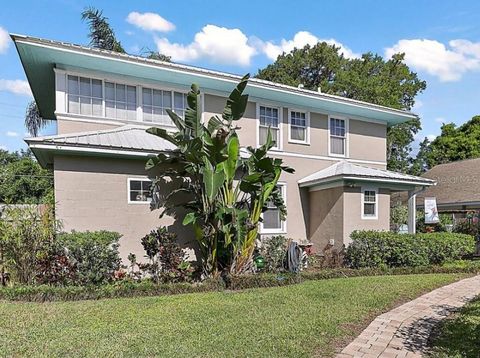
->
(0, 204), (58, 284)
(345, 230), (475, 269)
(140, 227), (193, 283)
(259, 235), (288, 272)
(58, 231), (122, 285)
(2, 263), (479, 302)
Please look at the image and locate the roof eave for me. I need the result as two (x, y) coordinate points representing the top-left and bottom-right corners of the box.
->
(299, 175), (435, 188)
(11, 34), (417, 125)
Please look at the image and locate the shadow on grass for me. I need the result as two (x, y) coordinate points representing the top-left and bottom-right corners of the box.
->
(426, 297), (480, 357)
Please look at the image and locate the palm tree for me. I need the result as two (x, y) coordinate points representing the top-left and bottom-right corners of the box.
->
(81, 7), (125, 53)
(24, 101), (49, 137)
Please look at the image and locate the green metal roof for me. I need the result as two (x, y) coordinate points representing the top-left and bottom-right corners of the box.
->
(12, 34), (417, 125)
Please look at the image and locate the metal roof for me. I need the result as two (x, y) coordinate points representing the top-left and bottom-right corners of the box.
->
(298, 160), (435, 188)
(26, 125), (175, 167)
(26, 125), (175, 151)
(11, 34), (417, 125)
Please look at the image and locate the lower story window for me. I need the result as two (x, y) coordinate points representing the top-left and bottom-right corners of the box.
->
(260, 184), (286, 233)
(128, 179), (152, 203)
(362, 187), (378, 219)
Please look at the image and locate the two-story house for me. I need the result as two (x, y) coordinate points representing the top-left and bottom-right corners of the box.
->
(12, 34), (434, 260)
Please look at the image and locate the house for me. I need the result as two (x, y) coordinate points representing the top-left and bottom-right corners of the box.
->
(12, 34), (435, 260)
(410, 158), (480, 220)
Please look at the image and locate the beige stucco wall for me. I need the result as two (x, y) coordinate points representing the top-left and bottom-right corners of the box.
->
(309, 187), (344, 252)
(342, 187), (391, 246)
(308, 186), (391, 253)
(54, 155), (196, 261)
(57, 118), (120, 135)
(203, 94), (387, 163)
(349, 120), (387, 163)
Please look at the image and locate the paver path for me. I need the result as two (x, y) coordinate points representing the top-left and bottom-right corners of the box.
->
(337, 274), (480, 358)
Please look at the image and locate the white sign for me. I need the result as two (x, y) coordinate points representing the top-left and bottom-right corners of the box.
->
(424, 197), (440, 224)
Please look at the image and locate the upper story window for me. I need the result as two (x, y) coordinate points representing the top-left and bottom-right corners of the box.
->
(289, 110), (309, 144)
(361, 187), (378, 219)
(128, 178), (152, 204)
(259, 105), (280, 149)
(142, 88), (187, 125)
(105, 82), (137, 121)
(260, 184), (286, 234)
(67, 75), (102, 116)
(329, 117), (347, 156)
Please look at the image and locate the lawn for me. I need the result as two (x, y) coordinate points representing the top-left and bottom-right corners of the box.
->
(0, 273), (469, 358)
(428, 295), (480, 358)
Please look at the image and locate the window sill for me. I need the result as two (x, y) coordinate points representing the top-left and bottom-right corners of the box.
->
(288, 139), (310, 146)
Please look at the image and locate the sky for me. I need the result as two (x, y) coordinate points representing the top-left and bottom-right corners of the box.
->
(1, 0), (480, 153)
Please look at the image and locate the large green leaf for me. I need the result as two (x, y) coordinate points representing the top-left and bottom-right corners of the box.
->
(222, 74), (250, 122)
(165, 109), (186, 131)
(146, 127), (178, 146)
(224, 135), (239, 181)
(203, 158), (225, 201)
(184, 84), (203, 137)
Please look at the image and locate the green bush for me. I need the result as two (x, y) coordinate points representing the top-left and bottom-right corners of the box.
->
(345, 231), (475, 269)
(2, 263), (479, 302)
(139, 227), (193, 283)
(58, 231), (122, 285)
(0, 204), (58, 285)
(259, 235), (288, 272)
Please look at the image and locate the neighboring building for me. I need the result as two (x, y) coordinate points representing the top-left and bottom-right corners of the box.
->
(12, 34), (434, 260)
(413, 158), (480, 219)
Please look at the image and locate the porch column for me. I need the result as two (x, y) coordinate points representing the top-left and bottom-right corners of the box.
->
(407, 190), (416, 234)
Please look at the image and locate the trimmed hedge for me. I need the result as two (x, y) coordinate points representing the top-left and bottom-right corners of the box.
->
(2, 262), (480, 302)
(345, 231), (476, 269)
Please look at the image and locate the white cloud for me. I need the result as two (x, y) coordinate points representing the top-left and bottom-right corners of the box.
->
(0, 26), (9, 54)
(0, 144), (6, 151)
(6, 131), (18, 137)
(434, 117), (446, 123)
(126, 12), (175, 32)
(385, 39), (480, 81)
(261, 31), (360, 60)
(0, 79), (32, 96)
(427, 134), (437, 141)
(155, 25), (257, 66)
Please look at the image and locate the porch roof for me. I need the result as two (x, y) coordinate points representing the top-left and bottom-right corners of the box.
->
(25, 125), (175, 167)
(298, 161), (435, 189)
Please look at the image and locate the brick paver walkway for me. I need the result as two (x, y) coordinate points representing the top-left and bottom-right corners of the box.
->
(337, 274), (480, 358)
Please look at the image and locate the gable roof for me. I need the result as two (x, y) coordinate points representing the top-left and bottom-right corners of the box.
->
(12, 34), (417, 125)
(416, 158), (480, 206)
(26, 125), (175, 167)
(299, 160), (435, 188)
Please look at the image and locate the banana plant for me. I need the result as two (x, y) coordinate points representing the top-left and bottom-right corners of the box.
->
(146, 74), (293, 277)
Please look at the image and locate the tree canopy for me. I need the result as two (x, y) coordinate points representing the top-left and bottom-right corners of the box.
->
(257, 44), (426, 172)
(0, 150), (53, 204)
(412, 115), (480, 173)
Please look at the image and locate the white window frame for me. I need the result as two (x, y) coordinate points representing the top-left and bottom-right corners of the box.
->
(127, 178), (153, 204)
(104, 81), (138, 121)
(361, 187), (378, 220)
(259, 183), (287, 234)
(328, 115), (349, 157)
(141, 87), (188, 125)
(288, 109), (310, 145)
(256, 103), (283, 151)
(66, 74), (103, 117)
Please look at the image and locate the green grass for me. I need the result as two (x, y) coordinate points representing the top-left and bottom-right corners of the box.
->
(429, 296), (480, 358)
(0, 273), (468, 358)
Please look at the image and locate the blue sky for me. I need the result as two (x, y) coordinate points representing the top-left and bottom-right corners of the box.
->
(1, 0), (480, 153)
